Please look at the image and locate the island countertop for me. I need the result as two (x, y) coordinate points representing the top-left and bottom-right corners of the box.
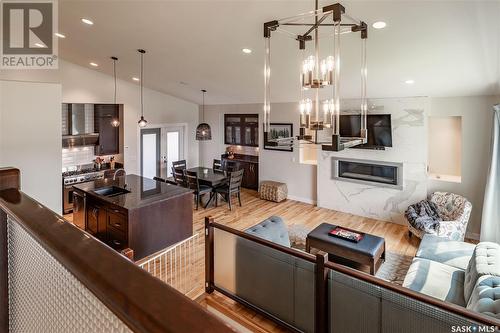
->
(73, 174), (193, 210)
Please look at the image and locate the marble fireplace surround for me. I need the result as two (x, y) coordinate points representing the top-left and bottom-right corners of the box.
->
(317, 97), (428, 225)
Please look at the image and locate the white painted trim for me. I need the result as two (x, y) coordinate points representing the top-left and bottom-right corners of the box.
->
(287, 194), (317, 205)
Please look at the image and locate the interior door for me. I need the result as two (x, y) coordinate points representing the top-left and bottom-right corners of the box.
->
(162, 126), (185, 178)
(141, 128), (161, 179)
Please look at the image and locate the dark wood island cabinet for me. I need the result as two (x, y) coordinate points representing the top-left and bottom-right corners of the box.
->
(73, 174), (193, 261)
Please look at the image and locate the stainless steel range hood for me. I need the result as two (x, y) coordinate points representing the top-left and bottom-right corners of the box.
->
(62, 103), (100, 148)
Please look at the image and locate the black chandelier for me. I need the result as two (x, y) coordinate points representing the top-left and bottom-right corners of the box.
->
(196, 89), (212, 140)
(263, 1), (368, 151)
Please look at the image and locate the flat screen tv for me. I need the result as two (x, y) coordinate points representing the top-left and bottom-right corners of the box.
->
(340, 114), (392, 147)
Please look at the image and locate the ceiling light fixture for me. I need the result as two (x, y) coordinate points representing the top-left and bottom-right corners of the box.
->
(405, 79), (415, 84)
(34, 43), (45, 48)
(196, 89), (212, 140)
(137, 49), (148, 128)
(55, 32), (66, 38)
(132, 77), (140, 81)
(372, 21), (386, 29)
(81, 18), (94, 25)
(242, 48), (252, 54)
(263, 1), (368, 152)
(110, 56), (120, 128)
(89, 62), (98, 67)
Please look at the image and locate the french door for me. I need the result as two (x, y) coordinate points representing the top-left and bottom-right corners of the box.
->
(140, 128), (161, 180)
(141, 125), (185, 179)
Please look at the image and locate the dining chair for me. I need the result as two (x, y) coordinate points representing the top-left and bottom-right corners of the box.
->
(172, 160), (187, 170)
(213, 159), (223, 172)
(185, 170), (212, 210)
(224, 160), (238, 172)
(215, 169), (244, 210)
(172, 167), (187, 187)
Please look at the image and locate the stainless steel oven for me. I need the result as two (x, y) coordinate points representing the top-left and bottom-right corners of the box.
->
(62, 170), (104, 214)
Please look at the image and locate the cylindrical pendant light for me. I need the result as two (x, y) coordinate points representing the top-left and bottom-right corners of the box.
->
(196, 89), (212, 140)
(110, 56), (120, 127)
(137, 49), (148, 128)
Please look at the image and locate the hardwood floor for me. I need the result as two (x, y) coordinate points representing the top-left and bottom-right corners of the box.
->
(65, 188), (421, 333)
(191, 189), (420, 332)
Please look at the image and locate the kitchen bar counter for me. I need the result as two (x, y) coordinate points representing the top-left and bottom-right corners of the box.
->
(72, 174), (193, 260)
(74, 174), (192, 210)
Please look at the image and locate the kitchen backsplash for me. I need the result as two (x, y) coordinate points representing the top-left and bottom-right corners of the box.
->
(62, 146), (96, 168)
(225, 145), (259, 156)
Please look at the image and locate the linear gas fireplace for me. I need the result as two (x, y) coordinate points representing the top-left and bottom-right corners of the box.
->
(332, 157), (403, 190)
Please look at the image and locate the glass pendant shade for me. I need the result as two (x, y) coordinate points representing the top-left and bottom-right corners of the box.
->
(138, 116), (147, 127)
(196, 123), (212, 140)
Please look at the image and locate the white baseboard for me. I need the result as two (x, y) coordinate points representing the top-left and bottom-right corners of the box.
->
(287, 195), (317, 205)
(466, 231), (480, 240)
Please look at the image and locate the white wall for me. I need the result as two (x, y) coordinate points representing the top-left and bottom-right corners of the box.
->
(200, 103), (317, 203)
(317, 97), (428, 224)
(428, 116), (462, 179)
(428, 96), (499, 237)
(0, 60), (199, 175)
(0, 80), (62, 213)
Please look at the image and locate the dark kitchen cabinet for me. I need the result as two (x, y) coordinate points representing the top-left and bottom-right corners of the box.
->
(224, 114), (258, 147)
(222, 154), (259, 190)
(94, 104), (122, 155)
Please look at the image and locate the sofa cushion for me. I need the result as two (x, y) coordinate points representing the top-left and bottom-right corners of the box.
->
(416, 234), (475, 270)
(245, 216), (290, 248)
(464, 242), (500, 302)
(403, 257), (466, 306)
(466, 275), (500, 319)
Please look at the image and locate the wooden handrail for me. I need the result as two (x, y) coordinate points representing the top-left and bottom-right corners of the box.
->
(207, 216), (500, 329)
(0, 179), (234, 332)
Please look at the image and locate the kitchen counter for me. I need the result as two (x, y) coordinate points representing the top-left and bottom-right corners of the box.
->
(223, 154), (259, 164)
(73, 174), (192, 210)
(72, 174), (193, 260)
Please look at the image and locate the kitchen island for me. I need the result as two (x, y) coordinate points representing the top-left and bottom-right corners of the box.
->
(72, 174), (193, 261)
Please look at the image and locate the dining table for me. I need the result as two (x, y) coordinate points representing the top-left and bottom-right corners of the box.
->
(186, 167), (228, 208)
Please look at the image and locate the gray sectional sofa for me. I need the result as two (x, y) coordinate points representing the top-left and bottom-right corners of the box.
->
(403, 234), (500, 318)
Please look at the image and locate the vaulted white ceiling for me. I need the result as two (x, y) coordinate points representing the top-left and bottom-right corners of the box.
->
(58, 0), (500, 104)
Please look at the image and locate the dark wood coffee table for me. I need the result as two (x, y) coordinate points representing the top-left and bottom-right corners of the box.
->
(306, 223), (386, 275)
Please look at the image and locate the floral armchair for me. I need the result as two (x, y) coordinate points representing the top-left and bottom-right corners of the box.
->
(408, 192), (472, 241)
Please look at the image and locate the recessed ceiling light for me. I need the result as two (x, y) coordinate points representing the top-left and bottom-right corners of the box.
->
(81, 18), (94, 25)
(89, 62), (98, 67)
(405, 79), (415, 84)
(54, 32), (66, 38)
(34, 43), (45, 48)
(372, 21), (387, 29)
(132, 77), (140, 81)
(242, 48), (252, 54)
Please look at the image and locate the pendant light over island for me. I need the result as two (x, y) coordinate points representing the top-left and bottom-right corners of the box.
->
(137, 49), (148, 128)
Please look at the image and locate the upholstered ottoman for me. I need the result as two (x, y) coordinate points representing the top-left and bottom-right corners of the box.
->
(259, 181), (288, 203)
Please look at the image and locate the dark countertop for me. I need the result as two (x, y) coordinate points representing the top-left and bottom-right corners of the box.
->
(222, 154), (259, 164)
(73, 174), (192, 210)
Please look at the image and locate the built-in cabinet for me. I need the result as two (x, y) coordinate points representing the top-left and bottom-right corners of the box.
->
(222, 154), (259, 190)
(94, 104), (121, 155)
(224, 114), (259, 147)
